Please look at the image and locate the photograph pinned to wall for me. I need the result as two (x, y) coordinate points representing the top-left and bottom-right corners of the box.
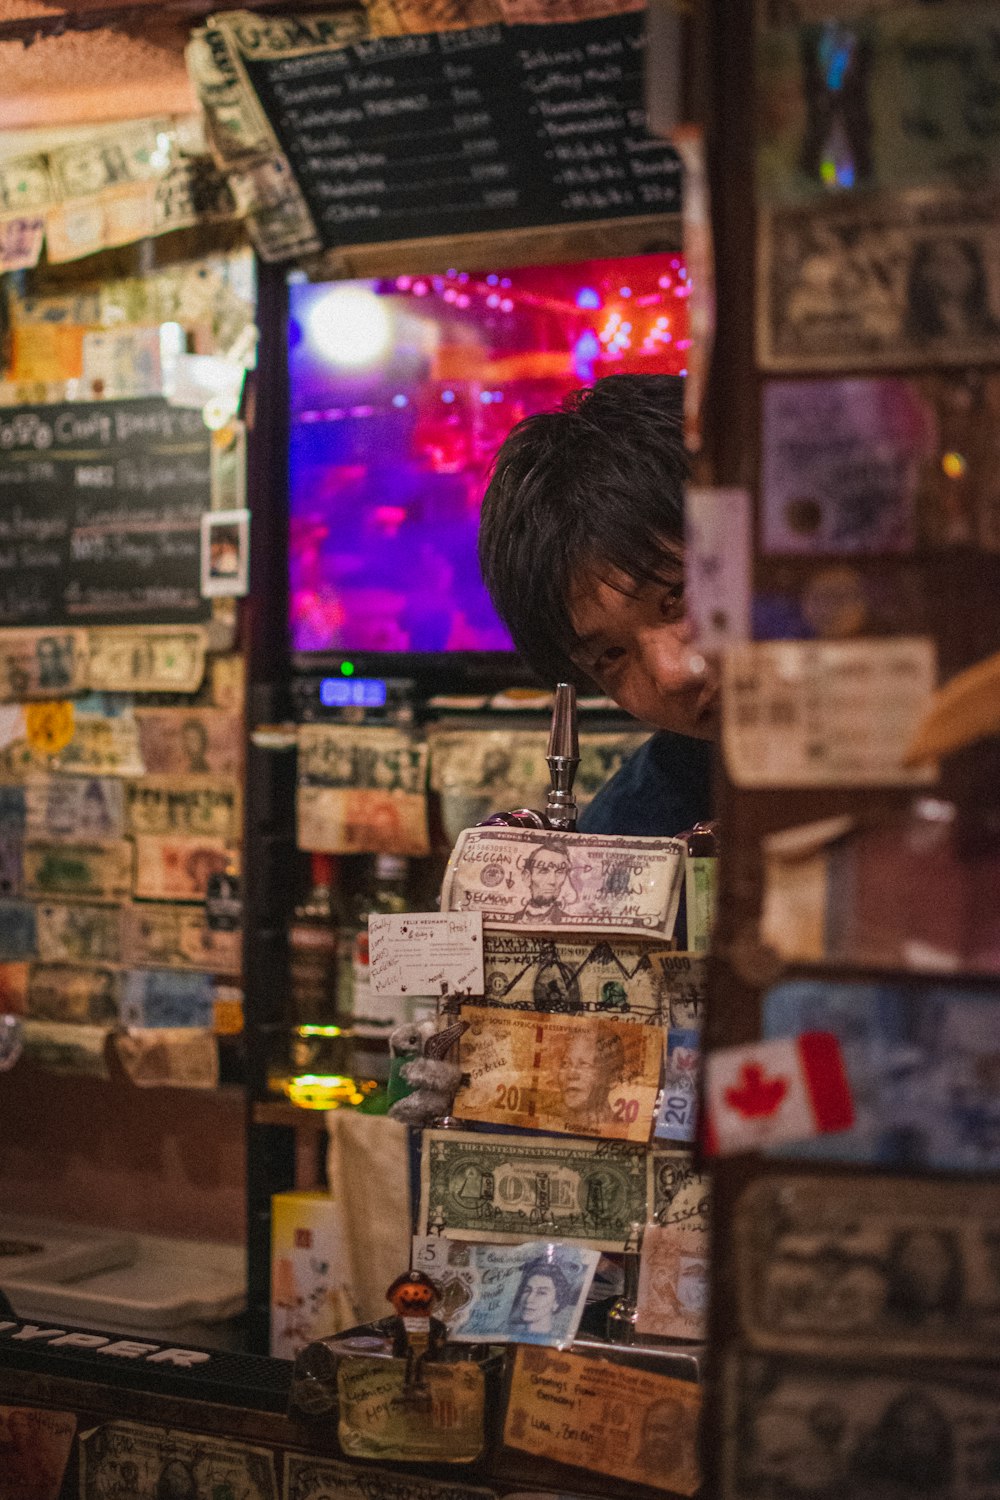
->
(201, 509), (250, 598)
(759, 191), (1000, 372)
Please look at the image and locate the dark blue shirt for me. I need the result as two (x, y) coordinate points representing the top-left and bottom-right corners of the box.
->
(578, 731), (713, 838)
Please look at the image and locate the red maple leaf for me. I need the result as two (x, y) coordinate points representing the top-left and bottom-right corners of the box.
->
(724, 1062), (788, 1119)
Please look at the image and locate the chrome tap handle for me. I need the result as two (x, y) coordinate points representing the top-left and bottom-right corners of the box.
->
(545, 682), (579, 832)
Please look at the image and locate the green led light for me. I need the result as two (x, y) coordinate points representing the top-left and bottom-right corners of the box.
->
(341, 661), (355, 676)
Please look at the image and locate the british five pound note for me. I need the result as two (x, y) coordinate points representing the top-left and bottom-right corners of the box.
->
(455, 1006), (662, 1142)
(441, 828), (685, 938)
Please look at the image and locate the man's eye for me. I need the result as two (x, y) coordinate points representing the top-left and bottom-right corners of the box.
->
(660, 585), (685, 619)
(594, 646), (627, 674)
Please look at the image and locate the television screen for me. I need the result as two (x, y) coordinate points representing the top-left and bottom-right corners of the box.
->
(288, 253), (690, 657)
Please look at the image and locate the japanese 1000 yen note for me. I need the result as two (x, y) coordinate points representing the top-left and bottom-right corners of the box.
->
(454, 1006), (663, 1143)
(133, 835), (237, 901)
(735, 1174), (1000, 1363)
(0, 629), (88, 700)
(86, 625), (207, 693)
(35, 901), (124, 965)
(284, 1455), (496, 1500)
(23, 840), (133, 901)
(25, 776), (125, 841)
(723, 1350), (1000, 1500)
(79, 1418), (278, 1500)
(420, 1129), (653, 1251)
(478, 933), (705, 1025)
(123, 902), (240, 974)
(124, 779), (240, 841)
(441, 828), (685, 938)
(504, 1345), (701, 1497)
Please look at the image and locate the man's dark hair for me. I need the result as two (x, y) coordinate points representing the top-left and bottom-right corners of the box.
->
(478, 374), (687, 685)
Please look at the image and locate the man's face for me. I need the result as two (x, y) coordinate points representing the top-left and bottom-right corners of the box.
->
(569, 565), (718, 737)
(528, 852), (569, 903)
(559, 1033), (608, 1113)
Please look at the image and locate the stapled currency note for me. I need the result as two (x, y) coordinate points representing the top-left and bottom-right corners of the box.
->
(123, 902), (240, 974)
(124, 779), (240, 840)
(419, 1130), (650, 1251)
(455, 1006), (662, 1142)
(51, 713), (144, 777)
(134, 708), (241, 776)
(27, 964), (119, 1024)
(296, 719), (430, 855)
(441, 828), (685, 938)
(284, 1454), (496, 1500)
(412, 1236), (599, 1349)
(23, 839), (133, 900)
(505, 1345), (701, 1496)
(115, 1027), (219, 1089)
(25, 776), (125, 841)
(86, 625), (207, 693)
(133, 835), (236, 900)
(119, 970), (215, 1028)
(478, 933), (699, 1024)
(21, 1020), (109, 1077)
(36, 901), (124, 965)
(650, 1149), (711, 1233)
(736, 1174), (1000, 1362)
(636, 1223), (709, 1341)
(0, 629), (88, 700)
(79, 1418), (278, 1500)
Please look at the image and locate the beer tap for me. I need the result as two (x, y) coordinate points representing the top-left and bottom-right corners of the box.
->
(479, 682), (580, 831)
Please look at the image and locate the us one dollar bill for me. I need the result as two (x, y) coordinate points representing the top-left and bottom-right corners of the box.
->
(478, 931), (683, 1023)
(297, 785), (430, 857)
(285, 1452), (496, 1500)
(79, 1418), (278, 1500)
(25, 775), (125, 841)
(134, 708), (241, 777)
(0, 629), (88, 700)
(27, 963), (119, 1024)
(133, 834), (236, 900)
(52, 713), (144, 777)
(736, 1174), (1000, 1363)
(123, 901), (240, 974)
(723, 1351), (1000, 1500)
(124, 778), (240, 840)
(419, 1129), (650, 1251)
(441, 828), (685, 938)
(23, 839), (133, 900)
(0, 899), (37, 960)
(86, 625), (208, 693)
(636, 1223), (709, 1342)
(114, 1027), (219, 1089)
(338, 1358), (485, 1464)
(505, 1345), (701, 1496)
(455, 1006), (663, 1143)
(36, 900), (124, 964)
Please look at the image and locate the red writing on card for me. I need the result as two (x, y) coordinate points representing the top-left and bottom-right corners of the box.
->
(724, 1062), (788, 1119)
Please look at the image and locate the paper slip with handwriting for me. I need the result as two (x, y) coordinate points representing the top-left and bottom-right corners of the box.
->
(369, 912), (483, 997)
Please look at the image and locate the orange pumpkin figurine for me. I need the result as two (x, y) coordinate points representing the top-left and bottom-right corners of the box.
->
(386, 1269), (447, 1392)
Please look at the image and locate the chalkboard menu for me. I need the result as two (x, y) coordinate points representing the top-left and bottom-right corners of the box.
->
(0, 398), (212, 627)
(243, 12), (681, 246)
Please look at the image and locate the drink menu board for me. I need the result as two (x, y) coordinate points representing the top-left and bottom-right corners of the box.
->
(240, 11), (681, 246)
(0, 398), (212, 627)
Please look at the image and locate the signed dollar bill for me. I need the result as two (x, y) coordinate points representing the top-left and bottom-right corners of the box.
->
(124, 778), (240, 840)
(419, 1130), (649, 1251)
(337, 1359), (485, 1463)
(51, 713), (144, 777)
(133, 835), (236, 900)
(455, 1006), (662, 1142)
(636, 1223), (709, 1341)
(297, 785), (430, 857)
(21, 1019), (109, 1077)
(0, 629), (88, 700)
(736, 1175), (1000, 1362)
(441, 828), (685, 938)
(25, 775), (125, 841)
(479, 932), (683, 1022)
(134, 708), (241, 777)
(285, 1453), (496, 1500)
(27, 964), (119, 1024)
(115, 1027), (219, 1088)
(36, 901), (124, 964)
(649, 951), (707, 1028)
(723, 1351), (1000, 1500)
(505, 1345), (701, 1496)
(23, 839), (133, 900)
(123, 902), (240, 974)
(79, 1418), (277, 1500)
(0, 900), (36, 960)
(650, 1150), (711, 1233)
(86, 625), (207, 693)
(412, 1236), (599, 1349)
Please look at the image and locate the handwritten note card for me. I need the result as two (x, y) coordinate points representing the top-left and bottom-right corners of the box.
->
(368, 913), (484, 997)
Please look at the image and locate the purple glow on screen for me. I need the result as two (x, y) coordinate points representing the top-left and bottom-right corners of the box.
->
(288, 254), (689, 655)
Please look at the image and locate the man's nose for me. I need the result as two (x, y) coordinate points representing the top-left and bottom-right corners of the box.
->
(643, 625), (704, 693)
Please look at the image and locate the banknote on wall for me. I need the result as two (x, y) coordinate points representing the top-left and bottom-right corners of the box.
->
(285, 1453), (496, 1500)
(51, 714), (144, 777)
(478, 932), (697, 1024)
(79, 1419), (278, 1500)
(650, 1149), (711, 1233)
(455, 1006), (662, 1142)
(124, 779), (240, 840)
(0, 899), (37, 960)
(133, 835), (237, 901)
(119, 969), (215, 1028)
(86, 625), (207, 693)
(21, 1019), (109, 1077)
(441, 828), (685, 938)
(0, 629), (88, 700)
(114, 1027), (220, 1089)
(123, 902), (240, 974)
(134, 708), (242, 777)
(25, 775), (125, 841)
(505, 1345), (701, 1496)
(27, 963), (120, 1024)
(419, 1129), (651, 1251)
(297, 785), (430, 857)
(35, 901), (124, 965)
(23, 839), (133, 900)
(636, 1223), (709, 1341)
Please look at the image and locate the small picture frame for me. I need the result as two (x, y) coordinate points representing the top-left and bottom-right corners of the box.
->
(201, 508), (250, 598)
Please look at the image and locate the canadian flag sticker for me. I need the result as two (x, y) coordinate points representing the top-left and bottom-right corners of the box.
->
(703, 1031), (854, 1157)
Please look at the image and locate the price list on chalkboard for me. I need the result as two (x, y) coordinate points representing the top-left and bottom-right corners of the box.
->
(0, 398), (212, 628)
(242, 11), (681, 246)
